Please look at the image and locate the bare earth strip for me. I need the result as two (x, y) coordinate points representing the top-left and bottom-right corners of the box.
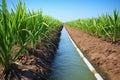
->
(65, 26), (120, 80)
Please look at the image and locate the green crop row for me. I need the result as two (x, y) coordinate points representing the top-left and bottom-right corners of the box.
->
(0, 0), (62, 78)
(66, 9), (120, 42)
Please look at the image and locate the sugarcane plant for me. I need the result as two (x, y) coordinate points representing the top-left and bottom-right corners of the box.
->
(0, 0), (30, 76)
(66, 9), (120, 42)
(0, 0), (62, 79)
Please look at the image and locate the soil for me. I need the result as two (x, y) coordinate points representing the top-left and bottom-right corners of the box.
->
(0, 26), (63, 80)
(65, 26), (120, 80)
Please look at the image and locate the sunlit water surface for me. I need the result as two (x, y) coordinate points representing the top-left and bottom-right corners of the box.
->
(50, 27), (96, 80)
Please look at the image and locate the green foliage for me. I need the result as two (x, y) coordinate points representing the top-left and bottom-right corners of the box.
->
(0, 0), (62, 77)
(66, 9), (120, 42)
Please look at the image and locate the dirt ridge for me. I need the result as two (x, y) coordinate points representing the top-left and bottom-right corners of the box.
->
(0, 26), (63, 80)
(65, 26), (120, 80)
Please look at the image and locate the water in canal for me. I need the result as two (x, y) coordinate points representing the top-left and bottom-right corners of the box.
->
(50, 27), (96, 80)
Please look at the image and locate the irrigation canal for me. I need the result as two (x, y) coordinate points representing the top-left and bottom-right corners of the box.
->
(50, 27), (98, 80)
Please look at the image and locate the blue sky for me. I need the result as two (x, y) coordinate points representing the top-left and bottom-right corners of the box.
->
(0, 0), (120, 22)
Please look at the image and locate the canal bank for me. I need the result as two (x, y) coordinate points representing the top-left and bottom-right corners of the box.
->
(50, 27), (102, 80)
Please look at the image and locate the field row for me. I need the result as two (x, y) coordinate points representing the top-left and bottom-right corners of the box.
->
(0, 0), (62, 78)
(66, 9), (120, 42)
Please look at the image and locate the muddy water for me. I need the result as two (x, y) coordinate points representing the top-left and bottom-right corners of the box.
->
(50, 27), (96, 80)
